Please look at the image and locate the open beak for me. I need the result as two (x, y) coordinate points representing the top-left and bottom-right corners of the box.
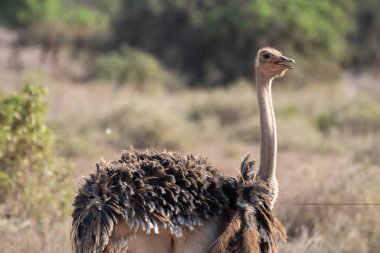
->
(275, 56), (295, 69)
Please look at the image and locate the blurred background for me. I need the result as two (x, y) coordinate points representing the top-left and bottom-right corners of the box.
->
(1, 1), (380, 252)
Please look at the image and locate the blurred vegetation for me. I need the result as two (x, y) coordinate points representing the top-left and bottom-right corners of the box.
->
(111, 0), (353, 84)
(315, 98), (380, 135)
(0, 85), (72, 222)
(0, 0), (110, 54)
(98, 106), (191, 150)
(93, 46), (180, 89)
(349, 0), (380, 70)
(0, 0), (109, 28)
(1, 0), (380, 85)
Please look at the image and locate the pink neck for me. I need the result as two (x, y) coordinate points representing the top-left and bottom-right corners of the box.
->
(255, 71), (277, 181)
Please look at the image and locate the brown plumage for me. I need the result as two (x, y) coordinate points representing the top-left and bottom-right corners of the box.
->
(208, 155), (286, 253)
(71, 148), (286, 253)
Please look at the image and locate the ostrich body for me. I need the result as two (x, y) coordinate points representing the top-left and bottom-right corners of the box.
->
(71, 47), (294, 253)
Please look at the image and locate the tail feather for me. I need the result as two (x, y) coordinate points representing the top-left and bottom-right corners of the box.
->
(71, 168), (121, 253)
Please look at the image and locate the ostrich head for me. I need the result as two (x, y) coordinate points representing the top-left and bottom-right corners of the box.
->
(255, 47), (295, 81)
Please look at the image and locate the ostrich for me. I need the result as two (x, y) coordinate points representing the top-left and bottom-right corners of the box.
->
(71, 47), (294, 253)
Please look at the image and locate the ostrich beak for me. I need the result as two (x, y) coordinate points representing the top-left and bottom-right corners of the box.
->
(275, 56), (295, 69)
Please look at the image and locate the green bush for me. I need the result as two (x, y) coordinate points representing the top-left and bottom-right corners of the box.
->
(0, 85), (72, 221)
(314, 113), (336, 135)
(64, 6), (108, 29)
(94, 46), (180, 89)
(315, 98), (380, 135)
(0, 0), (109, 28)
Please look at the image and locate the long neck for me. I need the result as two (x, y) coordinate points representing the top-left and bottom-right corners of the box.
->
(256, 71), (277, 181)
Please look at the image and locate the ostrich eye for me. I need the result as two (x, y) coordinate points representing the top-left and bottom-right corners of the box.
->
(263, 53), (270, 59)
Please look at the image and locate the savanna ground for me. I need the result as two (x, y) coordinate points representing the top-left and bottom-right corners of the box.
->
(1, 29), (380, 253)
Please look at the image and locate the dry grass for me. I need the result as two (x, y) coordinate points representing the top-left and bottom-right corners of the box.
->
(1, 41), (380, 252)
(0, 219), (71, 253)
